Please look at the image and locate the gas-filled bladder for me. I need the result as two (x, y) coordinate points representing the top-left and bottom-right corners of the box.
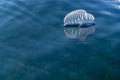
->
(63, 9), (95, 41)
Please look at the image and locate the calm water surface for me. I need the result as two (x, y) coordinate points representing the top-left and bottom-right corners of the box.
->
(0, 0), (120, 80)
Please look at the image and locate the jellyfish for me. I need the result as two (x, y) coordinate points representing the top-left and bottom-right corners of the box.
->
(63, 9), (95, 41)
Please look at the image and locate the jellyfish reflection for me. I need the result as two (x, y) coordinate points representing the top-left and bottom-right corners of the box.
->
(64, 9), (95, 41)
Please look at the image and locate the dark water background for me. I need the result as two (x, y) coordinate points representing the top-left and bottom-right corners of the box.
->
(0, 0), (120, 80)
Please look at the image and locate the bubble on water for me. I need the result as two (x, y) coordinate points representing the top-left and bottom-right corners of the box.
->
(64, 9), (95, 41)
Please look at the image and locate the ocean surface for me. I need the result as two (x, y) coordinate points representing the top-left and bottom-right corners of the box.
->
(0, 0), (120, 80)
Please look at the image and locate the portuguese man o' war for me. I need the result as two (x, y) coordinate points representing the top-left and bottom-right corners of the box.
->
(63, 9), (95, 41)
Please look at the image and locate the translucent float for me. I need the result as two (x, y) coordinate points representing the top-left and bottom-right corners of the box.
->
(63, 9), (95, 41)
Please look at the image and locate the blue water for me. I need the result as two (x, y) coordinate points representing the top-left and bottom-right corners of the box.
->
(0, 0), (120, 80)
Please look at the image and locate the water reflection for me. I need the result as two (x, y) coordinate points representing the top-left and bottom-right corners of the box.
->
(103, 0), (120, 9)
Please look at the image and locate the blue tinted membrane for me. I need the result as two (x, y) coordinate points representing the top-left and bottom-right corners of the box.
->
(80, 22), (95, 28)
(64, 24), (79, 27)
(64, 22), (95, 28)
